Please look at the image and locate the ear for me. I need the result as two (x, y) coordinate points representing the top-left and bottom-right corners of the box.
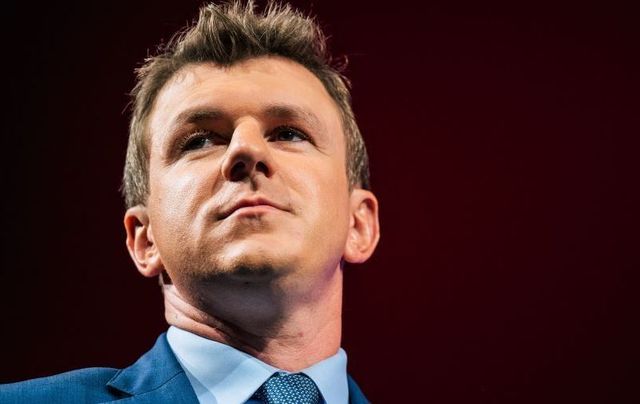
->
(343, 189), (380, 264)
(124, 205), (164, 278)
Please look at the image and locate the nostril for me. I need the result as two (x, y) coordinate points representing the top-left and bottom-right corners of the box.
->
(256, 161), (269, 176)
(230, 161), (247, 181)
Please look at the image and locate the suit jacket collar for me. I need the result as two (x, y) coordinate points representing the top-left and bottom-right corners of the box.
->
(347, 374), (369, 404)
(105, 333), (369, 403)
(105, 333), (198, 403)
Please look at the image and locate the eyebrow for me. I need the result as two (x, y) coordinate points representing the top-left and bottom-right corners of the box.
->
(262, 104), (325, 132)
(171, 108), (226, 128)
(169, 103), (325, 133)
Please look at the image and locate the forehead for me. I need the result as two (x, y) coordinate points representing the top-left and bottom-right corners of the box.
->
(147, 56), (343, 146)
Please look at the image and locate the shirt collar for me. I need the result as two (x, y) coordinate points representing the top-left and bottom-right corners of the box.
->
(166, 326), (348, 404)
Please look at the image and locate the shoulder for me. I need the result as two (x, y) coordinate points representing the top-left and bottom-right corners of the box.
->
(0, 367), (122, 404)
(0, 333), (196, 404)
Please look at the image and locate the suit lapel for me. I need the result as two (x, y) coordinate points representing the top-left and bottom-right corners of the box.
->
(104, 333), (198, 404)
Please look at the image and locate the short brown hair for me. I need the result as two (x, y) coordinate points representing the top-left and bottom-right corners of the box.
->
(122, 0), (370, 208)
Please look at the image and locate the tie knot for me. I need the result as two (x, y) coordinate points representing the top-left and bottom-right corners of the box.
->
(252, 372), (322, 404)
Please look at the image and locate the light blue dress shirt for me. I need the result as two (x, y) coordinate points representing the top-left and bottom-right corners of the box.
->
(166, 326), (349, 404)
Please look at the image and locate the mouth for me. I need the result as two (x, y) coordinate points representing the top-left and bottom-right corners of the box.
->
(219, 197), (287, 220)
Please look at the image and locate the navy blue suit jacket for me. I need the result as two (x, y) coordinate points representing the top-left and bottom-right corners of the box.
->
(0, 333), (368, 403)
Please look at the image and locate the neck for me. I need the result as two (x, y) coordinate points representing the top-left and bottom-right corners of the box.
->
(162, 269), (343, 371)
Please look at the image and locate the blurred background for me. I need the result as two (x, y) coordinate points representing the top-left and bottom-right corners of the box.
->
(2, 0), (638, 402)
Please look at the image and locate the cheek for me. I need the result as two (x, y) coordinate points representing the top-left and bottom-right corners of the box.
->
(294, 159), (351, 233)
(148, 165), (215, 233)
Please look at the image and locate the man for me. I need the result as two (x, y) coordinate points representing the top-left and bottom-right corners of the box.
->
(1, 1), (379, 403)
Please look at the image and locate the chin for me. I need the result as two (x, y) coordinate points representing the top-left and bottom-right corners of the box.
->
(192, 240), (297, 281)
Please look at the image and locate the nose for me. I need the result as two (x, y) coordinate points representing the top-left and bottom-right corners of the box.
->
(221, 121), (273, 182)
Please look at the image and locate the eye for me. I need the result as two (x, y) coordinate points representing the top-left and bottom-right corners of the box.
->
(271, 126), (308, 142)
(181, 130), (224, 152)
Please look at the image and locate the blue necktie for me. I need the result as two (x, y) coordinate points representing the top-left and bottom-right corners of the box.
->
(251, 372), (322, 404)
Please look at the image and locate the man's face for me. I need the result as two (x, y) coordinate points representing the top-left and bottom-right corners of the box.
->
(142, 56), (354, 294)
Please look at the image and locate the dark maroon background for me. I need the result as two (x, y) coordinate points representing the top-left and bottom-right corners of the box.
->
(2, 1), (638, 402)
